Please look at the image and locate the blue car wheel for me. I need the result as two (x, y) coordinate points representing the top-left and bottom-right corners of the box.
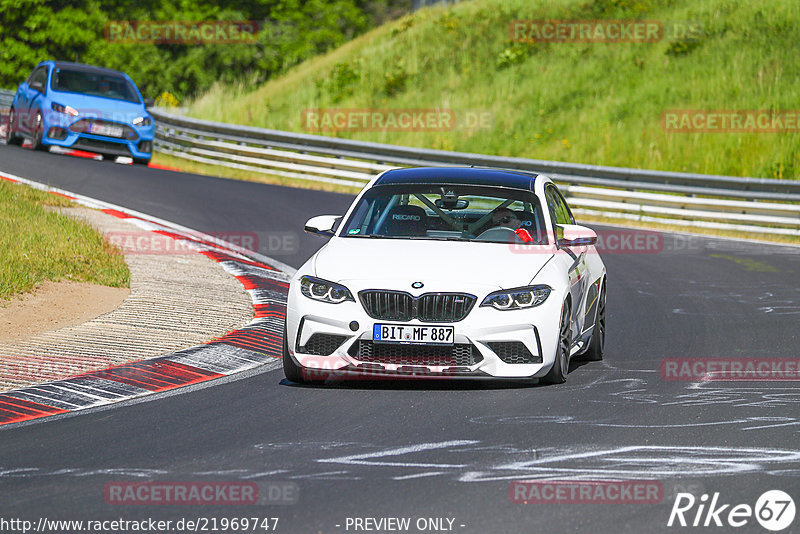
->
(5, 108), (24, 146)
(30, 110), (48, 151)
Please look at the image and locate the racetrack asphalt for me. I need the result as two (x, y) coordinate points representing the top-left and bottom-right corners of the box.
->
(1, 144), (799, 533)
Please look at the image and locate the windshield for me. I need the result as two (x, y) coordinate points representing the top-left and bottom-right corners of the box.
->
(50, 68), (141, 103)
(340, 184), (548, 245)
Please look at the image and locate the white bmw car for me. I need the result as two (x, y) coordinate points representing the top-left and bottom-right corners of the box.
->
(283, 167), (606, 384)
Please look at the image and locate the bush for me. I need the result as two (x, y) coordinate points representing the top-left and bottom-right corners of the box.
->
(0, 0), (374, 100)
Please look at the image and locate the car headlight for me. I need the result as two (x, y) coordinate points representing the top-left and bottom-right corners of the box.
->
(133, 116), (152, 126)
(300, 276), (354, 304)
(51, 102), (79, 116)
(481, 285), (552, 310)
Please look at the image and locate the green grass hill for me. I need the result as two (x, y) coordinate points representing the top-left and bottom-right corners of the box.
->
(187, 0), (800, 180)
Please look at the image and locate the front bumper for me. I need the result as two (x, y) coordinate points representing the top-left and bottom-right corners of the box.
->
(43, 115), (154, 160)
(286, 285), (564, 379)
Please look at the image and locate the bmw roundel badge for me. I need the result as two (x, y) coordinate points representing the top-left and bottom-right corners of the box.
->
(411, 281), (424, 289)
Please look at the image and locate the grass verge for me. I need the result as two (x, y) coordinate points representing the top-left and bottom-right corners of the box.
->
(188, 0), (800, 180)
(0, 180), (130, 301)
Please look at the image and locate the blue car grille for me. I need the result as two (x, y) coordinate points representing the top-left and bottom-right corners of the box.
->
(71, 138), (132, 156)
(69, 119), (138, 140)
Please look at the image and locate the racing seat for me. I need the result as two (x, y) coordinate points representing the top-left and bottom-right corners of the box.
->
(379, 204), (428, 237)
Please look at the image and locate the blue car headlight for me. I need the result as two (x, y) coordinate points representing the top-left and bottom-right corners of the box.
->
(133, 116), (152, 126)
(481, 285), (551, 310)
(51, 102), (79, 116)
(300, 276), (354, 304)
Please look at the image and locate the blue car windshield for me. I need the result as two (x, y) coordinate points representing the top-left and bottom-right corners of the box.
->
(340, 184), (548, 245)
(50, 68), (140, 104)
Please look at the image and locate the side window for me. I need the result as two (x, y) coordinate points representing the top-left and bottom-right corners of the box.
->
(344, 199), (370, 234)
(553, 186), (575, 225)
(30, 67), (48, 91)
(544, 188), (559, 229)
(26, 67), (43, 84)
(546, 184), (573, 226)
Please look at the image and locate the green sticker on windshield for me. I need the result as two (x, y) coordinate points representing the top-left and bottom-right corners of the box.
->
(348, 228), (361, 234)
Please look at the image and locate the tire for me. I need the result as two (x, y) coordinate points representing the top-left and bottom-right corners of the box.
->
(133, 158), (151, 166)
(542, 302), (571, 384)
(29, 111), (47, 151)
(282, 323), (305, 384)
(583, 283), (606, 362)
(5, 108), (23, 146)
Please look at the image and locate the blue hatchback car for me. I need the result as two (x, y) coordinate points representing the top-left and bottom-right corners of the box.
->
(5, 60), (154, 164)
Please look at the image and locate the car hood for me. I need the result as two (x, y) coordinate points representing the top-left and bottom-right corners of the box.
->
(49, 91), (146, 121)
(312, 237), (554, 292)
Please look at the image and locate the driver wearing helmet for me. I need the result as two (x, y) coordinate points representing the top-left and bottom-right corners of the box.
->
(491, 207), (535, 243)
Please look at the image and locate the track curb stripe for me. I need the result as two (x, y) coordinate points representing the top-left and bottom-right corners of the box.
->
(0, 170), (292, 428)
(0, 396), (68, 424)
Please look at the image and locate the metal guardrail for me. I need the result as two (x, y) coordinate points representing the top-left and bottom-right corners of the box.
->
(0, 88), (14, 108)
(151, 109), (800, 236)
(1, 89), (796, 236)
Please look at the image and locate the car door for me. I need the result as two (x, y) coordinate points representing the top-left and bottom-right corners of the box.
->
(29, 66), (49, 116)
(17, 66), (47, 133)
(14, 69), (35, 132)
(545, 184), (589, 340)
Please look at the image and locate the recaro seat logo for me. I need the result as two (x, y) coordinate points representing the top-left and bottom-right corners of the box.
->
(668, 490), (795, 531)
(392, 214), (421, 221)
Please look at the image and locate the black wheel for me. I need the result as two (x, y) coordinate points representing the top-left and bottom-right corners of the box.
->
(133, 158), (151, 166)
(542, 303), (571, 384)
(5, 108), (23, 146)
(584, 283), (606, 361)
(282, 323), (304, 383)
(29, 111), (47, 151)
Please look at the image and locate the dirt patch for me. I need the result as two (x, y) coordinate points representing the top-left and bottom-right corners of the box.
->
(0, 281), (129, 343)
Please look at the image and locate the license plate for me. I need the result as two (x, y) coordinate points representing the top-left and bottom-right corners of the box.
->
(89, 123), (124, 138)
(373, 324), (454, 345)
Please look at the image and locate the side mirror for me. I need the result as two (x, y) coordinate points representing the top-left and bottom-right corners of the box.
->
(30, 80), (44, 93)
(304, 215), (341, 237)
(556, 224), (597, 248)
(144, 98), (155, 108)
